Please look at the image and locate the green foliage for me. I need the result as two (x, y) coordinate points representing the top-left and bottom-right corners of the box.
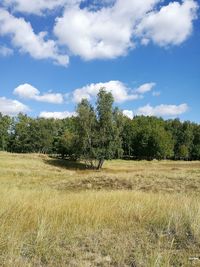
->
(76, 89), (123, 169)
(191, 124), (200, 160)
(76, 98), (97, 164)
(177, 145), (190, 160)
(54, 129), (77, 159)
(130, 116), (174, 160)
(166, 119), (194, 160)
(0, 91), (200, 163)
(8, 114), (32, 153)
(8, 115), (60, 153)
(122, 117), (135, 157)
(0, 113), (12, 151)
(94, 90), (123, 168)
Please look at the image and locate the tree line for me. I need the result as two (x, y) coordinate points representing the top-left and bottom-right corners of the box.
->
(0, 89), (200, 168)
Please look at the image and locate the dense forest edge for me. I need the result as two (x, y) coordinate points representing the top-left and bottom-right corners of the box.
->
(1, 89), (200, 169)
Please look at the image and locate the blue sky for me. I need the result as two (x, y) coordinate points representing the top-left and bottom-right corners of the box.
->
(0, 0), (199, 122)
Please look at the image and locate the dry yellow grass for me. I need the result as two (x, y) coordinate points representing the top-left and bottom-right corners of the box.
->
(0, 152), (200, 266)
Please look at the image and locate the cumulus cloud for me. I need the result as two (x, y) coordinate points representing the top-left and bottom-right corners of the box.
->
(54, 0), (158, 60)
(1, 0), (74, 15)
(72, 81), (157, 103)
(135, 83), (156, 94)
(39, 111), (76, 119)
(0, 0), (198, 64)
(0, 96), (29, 115)
(136, 103), (189, 117)
(72, 81), (141, 103)
(0, 8), (69, 66)
(0, 45), (13, 56)
(54, 0), (198, 60)
(14, 83), (64, 104)
(136, 0), (198, 46)
(2, 0), (81, 15)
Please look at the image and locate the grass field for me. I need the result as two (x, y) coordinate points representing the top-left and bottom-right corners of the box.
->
(0, 152), (200, 266)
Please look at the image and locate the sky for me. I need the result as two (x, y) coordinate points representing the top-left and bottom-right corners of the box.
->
(0, 0), (199, 122)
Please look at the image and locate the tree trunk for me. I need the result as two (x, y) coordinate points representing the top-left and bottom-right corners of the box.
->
(97, 159), (104, 170)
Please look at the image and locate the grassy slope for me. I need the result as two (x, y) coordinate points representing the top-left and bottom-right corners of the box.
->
(0, 152), (200, 266)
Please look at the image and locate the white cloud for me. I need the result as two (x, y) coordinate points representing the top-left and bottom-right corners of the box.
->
(141, 38), (150, 46)
(54, 0), (198, 60)
(0, 45), (13, 56)
(0, 8), (69, 66)
(35, 93), (64, 104)
(14, 84), (39, 99)
(54, 0), (159, 60)
(123, 110), (134, 119)
(136, 103), (189, 117)
(136, 0), (198, 46)
(0, 96), (29, 115)
(72, 81), (140, 103)
(39, 111), (76, 119)
(135, 82), (156, 94)
(14, 83), (64, 104)
(0, 0), (198, 64)
(1, 0), (79, 15)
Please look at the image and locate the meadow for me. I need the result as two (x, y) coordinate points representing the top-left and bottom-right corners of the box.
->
(0, 152), (200, 266)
